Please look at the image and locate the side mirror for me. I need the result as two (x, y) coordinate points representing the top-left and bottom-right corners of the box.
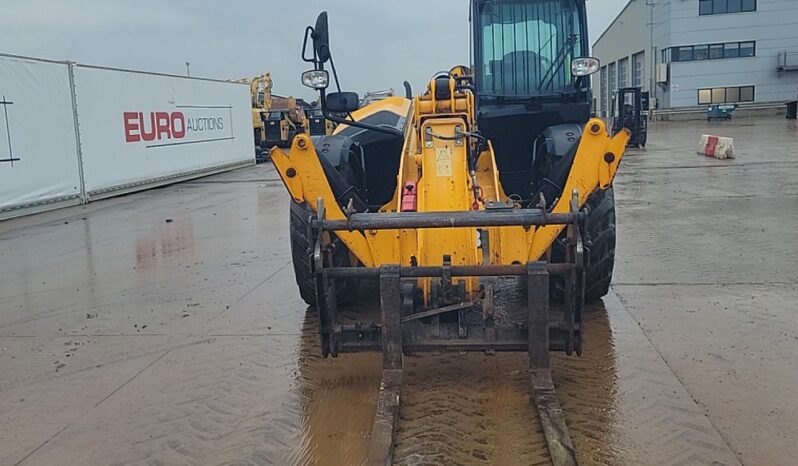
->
(312, 12), (331, 63)
(571, 57), (600, 77)
(326, 92), (360, 113)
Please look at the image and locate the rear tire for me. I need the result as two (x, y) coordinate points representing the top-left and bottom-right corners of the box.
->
(289, 201), (357, 306)
(552, 187), (616, 302)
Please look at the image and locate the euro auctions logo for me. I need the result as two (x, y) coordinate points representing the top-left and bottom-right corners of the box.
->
(123, 107), (232, 148)
(124, 112), (187, 142)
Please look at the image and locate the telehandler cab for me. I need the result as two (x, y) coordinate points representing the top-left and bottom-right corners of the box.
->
(271, 2), (630, 463)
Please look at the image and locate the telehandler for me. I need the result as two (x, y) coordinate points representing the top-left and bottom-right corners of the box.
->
(271, 2), (629, 464)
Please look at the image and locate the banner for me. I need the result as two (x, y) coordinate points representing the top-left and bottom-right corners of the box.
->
(0, 55), (82, 211)
(74, 65), (253, 193)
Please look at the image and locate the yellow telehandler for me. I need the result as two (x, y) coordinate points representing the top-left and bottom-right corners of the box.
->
(272, 3), (629, 464)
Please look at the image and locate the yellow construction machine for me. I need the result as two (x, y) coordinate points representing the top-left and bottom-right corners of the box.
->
(307, 107), (336, 136)
(360, 88), (395, 107)
(233, 73), (273, 161)
(272, 4), (629, 464)
(264, 96), (310, 149)
(234, 75), (309, 159)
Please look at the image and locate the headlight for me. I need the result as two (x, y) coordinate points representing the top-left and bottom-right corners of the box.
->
(301, 70), (329, 90)
(571, 57), (600, 77)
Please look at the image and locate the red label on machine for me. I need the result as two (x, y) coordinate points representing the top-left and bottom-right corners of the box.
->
(401, 182), (417, 212)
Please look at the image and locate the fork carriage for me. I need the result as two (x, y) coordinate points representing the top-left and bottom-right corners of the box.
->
(310, 195), (587, 359)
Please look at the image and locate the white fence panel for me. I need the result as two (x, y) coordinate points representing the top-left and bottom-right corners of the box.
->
(0, 55), (82, 212)
(74, 66), (254, 194)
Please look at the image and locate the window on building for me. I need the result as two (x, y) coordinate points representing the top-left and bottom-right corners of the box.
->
(698, 89), (712, 104)
(700, 0), (756, 14)
(712, 88), (726, 103)
(725, 87), (740, 102)
(663, 41), (755, 62)
(727, 0), (742, 12)
(632, 52), (645, 88)
(697, 85), (755, 104)
(739, 41), (755, 57)
(608, 62), (617, 93)
(740, 85), (754, 101)
(677, 46), (693, 62)
(618, 58), (629, 88)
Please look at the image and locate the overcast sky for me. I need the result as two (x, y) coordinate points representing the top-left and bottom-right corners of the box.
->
(4, 0), (627, 99)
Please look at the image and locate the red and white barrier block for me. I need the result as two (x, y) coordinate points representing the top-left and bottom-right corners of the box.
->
(698, 134), (735, 159)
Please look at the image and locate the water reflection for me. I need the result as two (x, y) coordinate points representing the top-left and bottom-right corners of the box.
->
(553, 300), (621, 466)
(134, 218), (195, 271)
(292, 307), (381, 466)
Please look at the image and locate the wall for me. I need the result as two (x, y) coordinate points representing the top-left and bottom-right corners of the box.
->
(653, 0), (673, 108)
(0, 53), (254, 219)
(592, 0), (651, 115)
(0, 55), (82, 213)
(664, 0), (798, 107)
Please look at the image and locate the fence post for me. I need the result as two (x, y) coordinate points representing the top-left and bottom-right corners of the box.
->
(67, 61), (88, 204)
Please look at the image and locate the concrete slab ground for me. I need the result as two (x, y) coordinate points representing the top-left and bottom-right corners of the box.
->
(612, 116), (798, 465)
(0, 116), (796, 465)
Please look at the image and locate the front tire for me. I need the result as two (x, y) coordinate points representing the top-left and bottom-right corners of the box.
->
(552, 187), (617, 302)
(289, 201), (358, 306)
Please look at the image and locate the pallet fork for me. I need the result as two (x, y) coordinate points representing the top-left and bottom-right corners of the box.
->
(309, 197), (585, 465)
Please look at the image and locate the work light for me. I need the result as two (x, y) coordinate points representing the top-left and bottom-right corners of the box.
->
(571, 57), (600, 77)
(301, 70), (329, 89)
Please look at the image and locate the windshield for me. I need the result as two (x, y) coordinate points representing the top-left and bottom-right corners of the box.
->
(477, 0), (582, 97)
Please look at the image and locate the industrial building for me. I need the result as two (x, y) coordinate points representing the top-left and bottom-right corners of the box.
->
(593, 0), (798, 118)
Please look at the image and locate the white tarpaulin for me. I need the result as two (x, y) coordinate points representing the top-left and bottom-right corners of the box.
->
(74, 66), (253, 193)
(0, 54), (253, 219)
(0, 55), (82, 211)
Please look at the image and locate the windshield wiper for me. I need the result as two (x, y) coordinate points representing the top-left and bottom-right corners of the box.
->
(537, 33), (578, 91)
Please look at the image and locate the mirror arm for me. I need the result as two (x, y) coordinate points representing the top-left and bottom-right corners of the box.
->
(320, 90), (402, 138)
(302, 26), (317, 63)
(324, 111), (403, 138)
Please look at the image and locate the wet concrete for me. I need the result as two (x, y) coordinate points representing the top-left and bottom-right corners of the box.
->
(612, 116), (798, 465)
(0, 116), (795, 465)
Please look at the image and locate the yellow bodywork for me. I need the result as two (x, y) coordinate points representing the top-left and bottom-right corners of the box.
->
(232, 73), (274, 147)
(272, 81), (629, 302)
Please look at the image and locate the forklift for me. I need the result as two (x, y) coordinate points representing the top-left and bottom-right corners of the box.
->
(612, 87), (648, 148)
